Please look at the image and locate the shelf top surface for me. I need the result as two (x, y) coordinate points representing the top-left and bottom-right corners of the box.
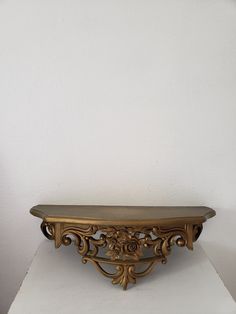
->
(30, 205), (215, 225)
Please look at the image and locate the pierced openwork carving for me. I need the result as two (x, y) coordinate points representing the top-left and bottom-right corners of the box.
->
(31, 205), (215, 289)
(40, 221), (202, 289)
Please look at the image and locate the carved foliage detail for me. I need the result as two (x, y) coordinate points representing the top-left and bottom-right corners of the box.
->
(103, 227), (143, 261)
(40, 221), (202, 289)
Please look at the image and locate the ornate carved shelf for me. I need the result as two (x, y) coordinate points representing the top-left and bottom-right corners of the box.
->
(30, 205), (215, 290)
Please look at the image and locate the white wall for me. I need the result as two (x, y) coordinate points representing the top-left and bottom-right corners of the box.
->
(0, 0), (236, 313)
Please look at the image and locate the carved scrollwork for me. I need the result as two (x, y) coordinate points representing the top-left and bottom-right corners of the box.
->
(61, 225), (103, 256)
(40, 221), (202, 289)
(41, 222), (55, 240)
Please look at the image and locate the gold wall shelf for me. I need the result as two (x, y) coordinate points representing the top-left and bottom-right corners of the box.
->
(30, 205), (215, 290)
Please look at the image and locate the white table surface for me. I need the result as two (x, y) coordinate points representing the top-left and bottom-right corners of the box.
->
(9, 240), (236, 314)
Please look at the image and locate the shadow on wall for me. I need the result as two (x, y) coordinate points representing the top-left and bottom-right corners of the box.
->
(200, 208), (236, 302)
(201, 240), (236, 302)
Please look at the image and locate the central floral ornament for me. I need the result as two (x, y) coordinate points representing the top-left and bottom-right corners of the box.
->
(105, 228), (142, 261)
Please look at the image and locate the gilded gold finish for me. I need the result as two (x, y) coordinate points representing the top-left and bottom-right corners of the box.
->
(30, 205), (215, 290)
